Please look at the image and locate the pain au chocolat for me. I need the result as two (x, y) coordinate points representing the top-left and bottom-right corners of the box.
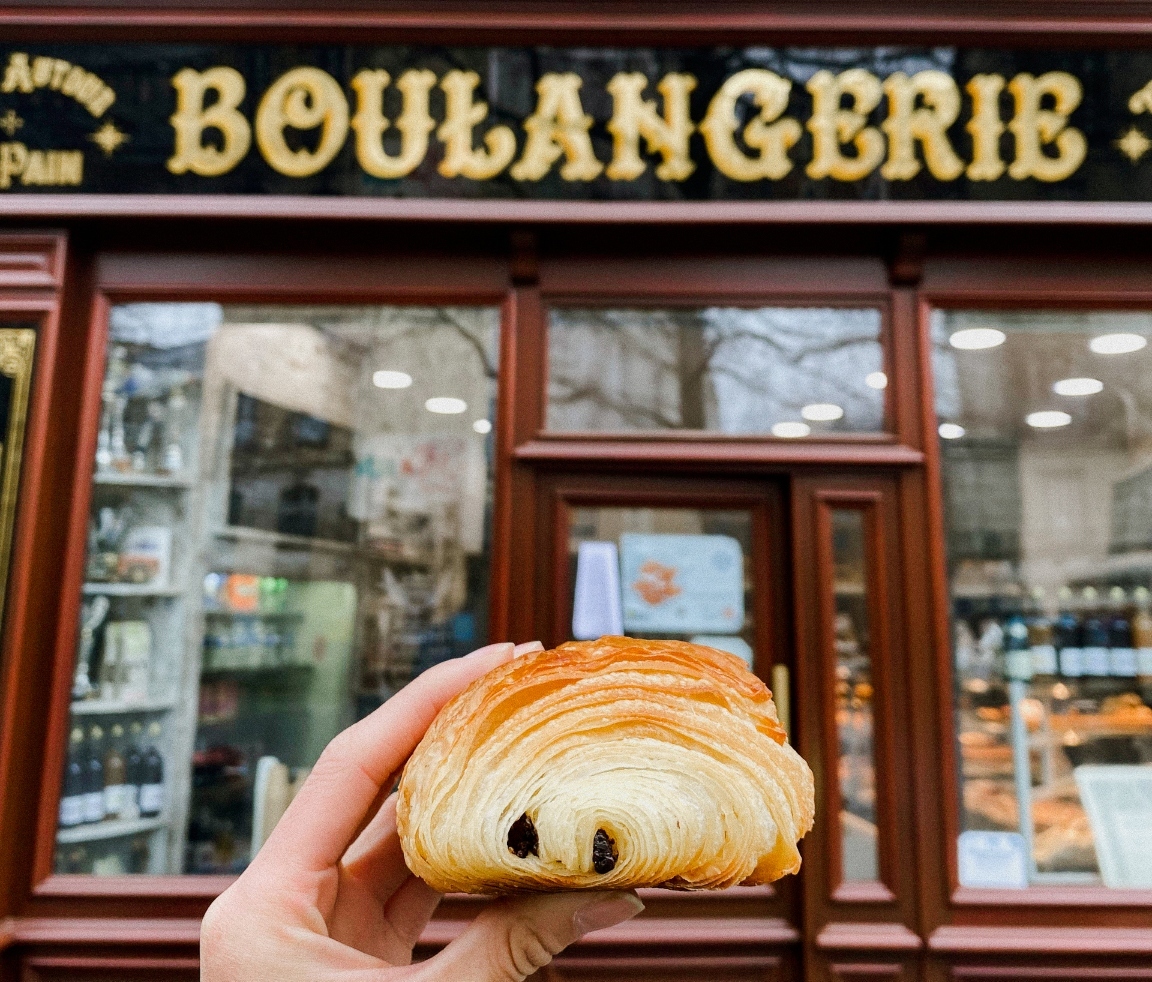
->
(396, 636), (815, 893)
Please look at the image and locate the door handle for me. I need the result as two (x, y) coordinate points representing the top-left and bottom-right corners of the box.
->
(772, 663), (791, 741)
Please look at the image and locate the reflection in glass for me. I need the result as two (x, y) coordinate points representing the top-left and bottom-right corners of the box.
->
(548, 307), (885, 434)
(937, 310), (1152, 888)
(55, 303), (499, 875)
(568, 508), (755, 666)
(830, 509), (879, 883)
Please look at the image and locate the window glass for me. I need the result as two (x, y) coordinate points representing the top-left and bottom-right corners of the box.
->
(830, 508), (879, 883)
(936, 310), (1152, 889)
(55, 303), (499, 875)
(567, 507), (756, 668)
(547, 307), (885, 435)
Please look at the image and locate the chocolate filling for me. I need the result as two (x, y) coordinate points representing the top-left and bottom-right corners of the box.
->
(507, 813), (539, 858)
(592, 828), (618, 873)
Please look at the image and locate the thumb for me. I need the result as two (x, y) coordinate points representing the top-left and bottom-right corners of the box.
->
(411, 891), (643, 982)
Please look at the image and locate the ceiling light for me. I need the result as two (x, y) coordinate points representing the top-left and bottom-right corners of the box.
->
(801, 402), (844, 422)
(1090, 333), (1147, 354)
(373, 370), (412, 389)
(949, 328), (1006, 350)
(1026, 410), (1072, 429)
(425, 397), (467, 414)
(938, 423), (966, 439)
(865, 371), (888, 390)
(1053, 377), (1103, 396)
(772, 421), (811, 438)
(472, 419), (492, 434)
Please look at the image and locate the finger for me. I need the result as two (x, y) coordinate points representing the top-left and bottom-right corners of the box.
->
(338, 795), (410, 906)
(259, 642), (516, 873)
(514, 641), (544, 656)
(410, 892), (643, 982)
(380, 875), (442, 963)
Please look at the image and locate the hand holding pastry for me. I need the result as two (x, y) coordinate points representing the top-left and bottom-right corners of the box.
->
(200, 641), (644, 982)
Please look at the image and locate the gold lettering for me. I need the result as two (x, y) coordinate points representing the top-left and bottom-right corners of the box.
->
(806, 69), (884, 181)
(50, 60), (69, 90)
(257, 67), (350, 178)
(1007, 72), (1086, 182)
(0, 143), (27, 188)
(437, 70), (516, 179)
(22, 149), (46, 185)
(57, 150), (83, 185)
(510, 72), (602, 181)
(31, 56), (54, 89)
(167, 66), (252, 177)
(965, 74), (1006, 181)
(88, 86), (115, 118)
(1, 53), (33, 94)
(61, 65), (87, 98)
(351, 68), (436, 179)
(881, 70), (964, 180)
(605, 71), (696, 180)
(699, 68), (800, 181)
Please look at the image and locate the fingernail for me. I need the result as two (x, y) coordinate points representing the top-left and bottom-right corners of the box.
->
(573, 893), (644, 937)
(465, 642), (514, 660)
(514, 641), (545, 657)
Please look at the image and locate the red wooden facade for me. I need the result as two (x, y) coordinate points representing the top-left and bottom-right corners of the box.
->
(1, 3), (1152, 981)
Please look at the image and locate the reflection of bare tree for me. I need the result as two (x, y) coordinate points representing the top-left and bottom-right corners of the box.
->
(549, 307), (884, 433)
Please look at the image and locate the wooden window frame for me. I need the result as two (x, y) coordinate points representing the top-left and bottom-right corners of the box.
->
(914, 256), (1152, 950)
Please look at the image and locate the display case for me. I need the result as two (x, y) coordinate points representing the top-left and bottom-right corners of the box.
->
(52, 302), (501, 877)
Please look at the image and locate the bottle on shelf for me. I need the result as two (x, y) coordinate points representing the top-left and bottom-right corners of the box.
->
(1081, 586), (1111, 677)
(58, 727), (86, 829)
(1055, 586), (1084, 679)
(1004, 611), (1033, 681)
(83, 726), (106, 824)
(1133, 586), (1152, 678)
(125, 721), (144, 819)
(1028, 587), (1058, 679)
(1107, 586), (1137, 678)
(102, 723), (128, 820)
(139, 722), (165, 818)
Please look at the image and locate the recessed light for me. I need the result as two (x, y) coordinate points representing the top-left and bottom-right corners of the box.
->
(772, 421), (811, 438)
(865, 371), (888, 390)
(1053, 377), (1103, 396)
(938, 423), (966, 439)
(1090, 333), (1147, 355)
(373, 370), (412, 389)
(472, 418), (492, 434)
(950, 328), (1006, 350)
(1026, 410), (1072, 429)
(425, 397), (467, 414)
(801, 402), (844, 422)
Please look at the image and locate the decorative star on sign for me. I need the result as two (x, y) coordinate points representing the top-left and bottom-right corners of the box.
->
(1117, 126), (1152, 164)
(89, 120), (128, 157)
(0, 109), (23, 137)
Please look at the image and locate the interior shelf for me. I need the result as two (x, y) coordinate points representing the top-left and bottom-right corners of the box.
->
(94, 471), (193, 489)
(213, 524), (432, 565)
(82, 583), (183, 597)
(56, 816), (167, 845)
(70, 698), (177, 716)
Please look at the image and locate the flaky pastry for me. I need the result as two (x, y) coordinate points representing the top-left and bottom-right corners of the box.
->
(397, 637), (814, 893)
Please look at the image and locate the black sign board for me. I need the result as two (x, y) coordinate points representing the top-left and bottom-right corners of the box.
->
(2, 44), (1152, 200)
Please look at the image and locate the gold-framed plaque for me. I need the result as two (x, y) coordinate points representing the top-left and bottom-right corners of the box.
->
(0, 327), (36, 616)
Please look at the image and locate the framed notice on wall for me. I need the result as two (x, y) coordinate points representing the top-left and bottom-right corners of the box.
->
(620, 533), (744, 635)
(0, 327), (35, 617)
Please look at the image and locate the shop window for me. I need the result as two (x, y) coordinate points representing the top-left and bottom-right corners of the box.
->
(828, 508), (879, 884)
(935, 310), (1152, 889)
(566, 506), (756, 666)
(54, 302), (499, 876)
(546, 307), (886, 436)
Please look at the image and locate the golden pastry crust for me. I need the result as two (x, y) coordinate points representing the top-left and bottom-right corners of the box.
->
(397, 637), (815, 894)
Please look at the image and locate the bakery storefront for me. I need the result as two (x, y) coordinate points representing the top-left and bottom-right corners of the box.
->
(2, 5), (1152, 981)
